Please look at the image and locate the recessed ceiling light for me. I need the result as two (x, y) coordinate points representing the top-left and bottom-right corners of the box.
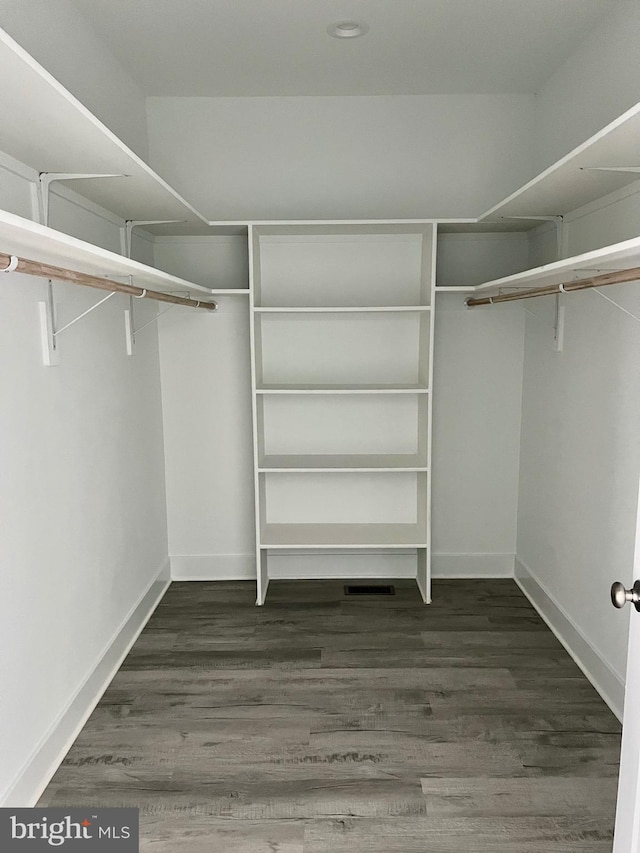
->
(327, 21), (369, 39)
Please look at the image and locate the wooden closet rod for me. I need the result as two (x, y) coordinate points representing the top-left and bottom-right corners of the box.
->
(0, 252), (217, 311)
(466, 266), (640, 308)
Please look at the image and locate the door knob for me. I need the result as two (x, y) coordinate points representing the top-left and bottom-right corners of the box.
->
(611, 580), (640, 611)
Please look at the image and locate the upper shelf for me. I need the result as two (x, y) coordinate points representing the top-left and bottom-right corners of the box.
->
(471, 235), (640, 293)
(0, 208), (216, 297)
(480, 103), (640, 222)
(0, 28), (207, 225)
(1, 17), (637, 254)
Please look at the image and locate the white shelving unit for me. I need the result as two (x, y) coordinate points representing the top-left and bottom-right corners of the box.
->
(249, 223), (436, 604)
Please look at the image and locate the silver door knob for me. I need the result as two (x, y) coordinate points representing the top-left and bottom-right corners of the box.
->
(611, 580), (640, 611)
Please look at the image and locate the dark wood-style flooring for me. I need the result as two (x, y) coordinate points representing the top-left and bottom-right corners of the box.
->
(39, 579), (622, 851)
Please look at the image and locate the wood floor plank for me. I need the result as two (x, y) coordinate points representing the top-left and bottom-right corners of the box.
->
(122, 647), (322, 670)
(321, 646), (578, 669)
(137, 816), (305, 853)
(38, 579), (621, 851)
(420, 776), (618, 817)
(43, 776), (427, 819)
(303, 815), (613, 853)
(420, 630), (563, 648)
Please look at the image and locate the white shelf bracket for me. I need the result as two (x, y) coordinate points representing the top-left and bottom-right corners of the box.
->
(591, 288), (640, 326)
(39, 280), (117, 365)
(125, 278), (180, 355)
(38, 281), (59, 367)
(580, 167), (640, 174)
(123, 219), (183, 258)
(53, 290), (117, 337)
(553, 293), (565, 352)
(571, 268), (622, 277)
(133, 305), (177, 335)
(124, 295), (136, 356)
(37, 172), (127, 227)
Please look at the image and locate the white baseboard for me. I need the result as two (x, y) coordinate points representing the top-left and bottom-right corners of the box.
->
(515, 557), (625, 721)
(432, 553), (515, 578)
(2, 560), (171, 807)
(170, 552), (515, 580)
(170, 554), (256, 580)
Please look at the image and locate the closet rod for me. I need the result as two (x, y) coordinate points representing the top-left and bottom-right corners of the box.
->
(0, 251), (217, 311)
(466, 266), (640, 308)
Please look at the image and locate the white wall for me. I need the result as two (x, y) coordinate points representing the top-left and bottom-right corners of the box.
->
(153, 236), (250, 291)
(146, 95), (535, 221)
(158, 296), (255, 581)
(516, 191), (640, 718)
(0, 169), (169, 805)
(154, 237), (254, 580)
(436, 232), (530, 288)
(533, 0), (640, 171)
(432, 295), (525, 576)
(564, 183), (640, 258)
(0, 0), (149, 159)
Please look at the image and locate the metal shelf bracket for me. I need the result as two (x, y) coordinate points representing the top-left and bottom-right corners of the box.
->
(580, 167), (640, 174)
(38, 172), (127, 227)
(122, 220), (183, 258)
(125, 287), (188, 356)
(39, 280), (117, 366)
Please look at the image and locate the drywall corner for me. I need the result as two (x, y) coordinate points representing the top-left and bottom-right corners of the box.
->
(1, 561), (170, 807)
(515, 557), (624, 721)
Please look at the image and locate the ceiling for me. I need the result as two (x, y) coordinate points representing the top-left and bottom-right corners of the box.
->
(69, 0), (619, 97)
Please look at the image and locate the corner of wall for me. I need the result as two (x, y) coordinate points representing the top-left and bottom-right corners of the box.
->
(1, 561), (170, 808)
(515, 557), (624, 721)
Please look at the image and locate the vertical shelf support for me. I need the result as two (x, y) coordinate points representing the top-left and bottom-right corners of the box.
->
(39, 281), (59, 367)
(553, 294), (565, 352)
(124, 296), (135, 356)
(123, 276), (179, 356)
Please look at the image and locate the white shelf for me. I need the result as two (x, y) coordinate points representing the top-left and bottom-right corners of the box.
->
(0, 208), (217, 297)
(480, 102), (640, 222)
(256, 384), (430, 394)
(254, 305), (431, 313)
(258, 453), (427, 472)
(255, 311), (430, 388)
(257, 395), (428, 463)
(260, 522), (428, 549)
(472, 235), (640, 293)
(253, 224), (434, 308)
(0, 28), (207, 224)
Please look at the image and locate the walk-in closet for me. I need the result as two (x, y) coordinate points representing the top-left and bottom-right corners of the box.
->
(1, 2), (639, 851)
